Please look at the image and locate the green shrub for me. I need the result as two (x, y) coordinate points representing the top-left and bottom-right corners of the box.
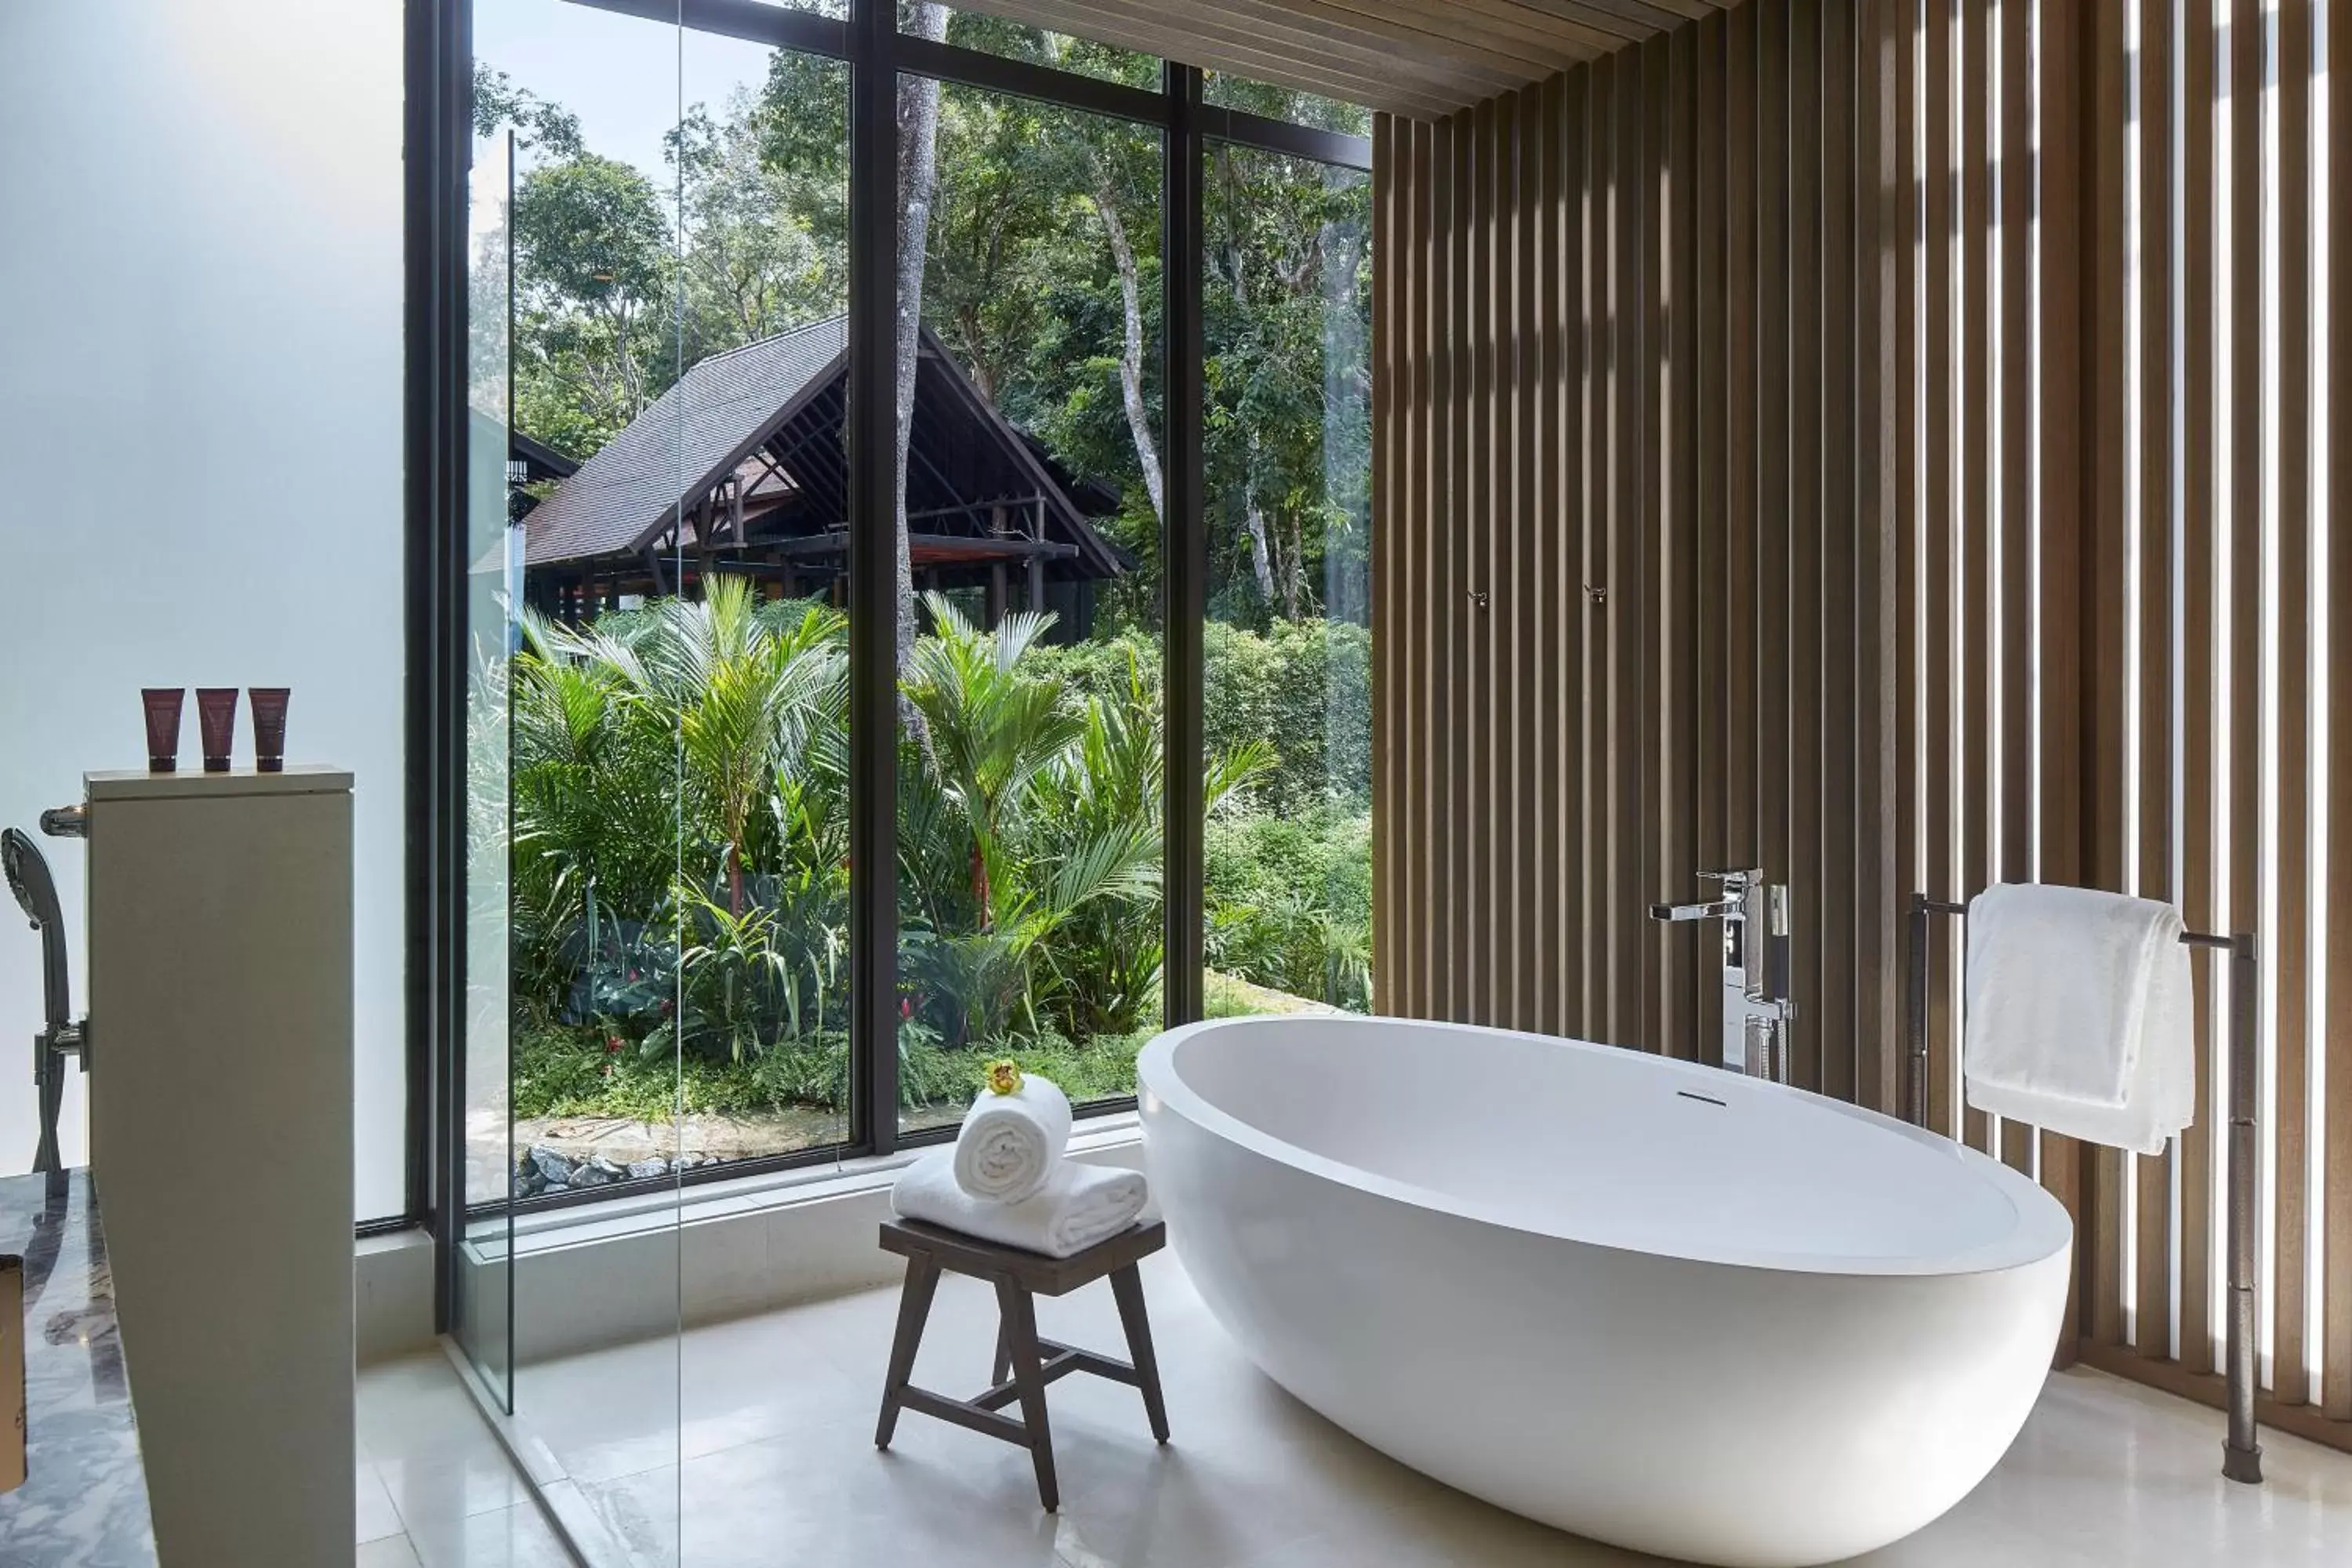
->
(1201, 619), (1370, 815)
(1031, 619), (1370, 818)
(514, 1023), (768, 1122)
(509, 580), (1369, 1124)
(1204, 804), (1373, 1009)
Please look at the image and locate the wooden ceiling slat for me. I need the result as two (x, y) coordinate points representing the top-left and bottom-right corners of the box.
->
(1315, 0), (1616, 65)
(1524, 0), (1731, 32)
(965, 0), (1710, 118)
(972, 0), (1476, 116)
(1388, 0), (1628, 56)
(1486, 0), (1671, 41)
(1201, 0), (1595, 78)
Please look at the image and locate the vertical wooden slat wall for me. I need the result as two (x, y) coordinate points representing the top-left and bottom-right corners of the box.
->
(1370, 0), (2352, 1457)
(2133, 0), (2178, 1375)
(1370, 6), (1932, 1138)
(2331, 0), (2352, 1433)
(2067, 0), (2352, 1457)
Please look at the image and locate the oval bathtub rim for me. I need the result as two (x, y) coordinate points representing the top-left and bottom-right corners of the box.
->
(1135, 1014), (2074, 1283)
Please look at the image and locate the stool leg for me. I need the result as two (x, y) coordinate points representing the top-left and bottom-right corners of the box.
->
(875, 1256), (940, 1449)
(995, 1276), (1059, 1511)
(1109, 1264), (1170, 1443)
(991, 1312), (1011, 1388)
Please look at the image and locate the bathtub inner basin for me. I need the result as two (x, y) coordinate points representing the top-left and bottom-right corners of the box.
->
(1156, 1014), (2059, 1275)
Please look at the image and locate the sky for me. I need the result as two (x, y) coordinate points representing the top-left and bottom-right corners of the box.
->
(473, 0), (789, 183)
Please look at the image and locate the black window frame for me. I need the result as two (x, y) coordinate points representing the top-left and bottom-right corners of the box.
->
(405, 0), (1371, 1298)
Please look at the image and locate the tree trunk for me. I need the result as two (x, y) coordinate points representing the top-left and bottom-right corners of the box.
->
(1282, 507), (1305, 619)
(1223, 165), (1276, 608)
(1088, 171), (1165, 521)
(894, 4), (948, 673)
(1243, 435), (1276, 606)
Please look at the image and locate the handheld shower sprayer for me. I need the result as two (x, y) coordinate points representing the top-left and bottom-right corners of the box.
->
(5, 824), (86, 1180)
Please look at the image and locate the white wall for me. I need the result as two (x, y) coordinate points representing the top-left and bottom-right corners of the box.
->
(0, 2), (410, 1218)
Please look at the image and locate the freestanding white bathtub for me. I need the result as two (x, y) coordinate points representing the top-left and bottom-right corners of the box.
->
(1136, 1014), (2072, 1568)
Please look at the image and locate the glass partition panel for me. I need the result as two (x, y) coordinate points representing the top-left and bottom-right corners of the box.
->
(1201, 138), (1374, 1020)
(456, 124), (519, 1410)
(898, 78), (1167, 1133)
(474, 1), (687, 1560)
(481, 0), (694, 1187)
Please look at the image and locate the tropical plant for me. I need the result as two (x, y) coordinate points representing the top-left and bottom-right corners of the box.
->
(896, 593), (1220, 1044)
(900, 594), (1087, 928)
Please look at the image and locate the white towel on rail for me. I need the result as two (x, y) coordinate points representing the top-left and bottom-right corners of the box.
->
(1962, 882), (2194, 1156)
(893, 1150), (1148, 1259)
(949, 1074), (1073, 1203)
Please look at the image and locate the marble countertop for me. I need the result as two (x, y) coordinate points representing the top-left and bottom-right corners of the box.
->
(0, 1171), (155, 1566)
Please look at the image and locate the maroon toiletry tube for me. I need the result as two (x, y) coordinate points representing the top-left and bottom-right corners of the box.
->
(141, 688), (185, 772)
(196, 688), (239, 772)
(248, 688), (290, 772)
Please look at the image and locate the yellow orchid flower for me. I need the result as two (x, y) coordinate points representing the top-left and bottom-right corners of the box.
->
(983, 1058), (1023, 1097)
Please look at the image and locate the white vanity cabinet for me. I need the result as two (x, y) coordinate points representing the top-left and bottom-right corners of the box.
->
(84, 765), (354, 1566)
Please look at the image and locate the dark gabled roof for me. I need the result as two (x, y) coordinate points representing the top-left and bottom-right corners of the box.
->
(524, 316), (846, 567)
(521, 315), (1126, 584)
(510, 428), (580, 482)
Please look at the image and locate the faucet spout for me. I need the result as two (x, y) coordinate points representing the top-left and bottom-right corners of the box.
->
(1646, 868), (1795, 1084)
(1648, 898), (1738, 923)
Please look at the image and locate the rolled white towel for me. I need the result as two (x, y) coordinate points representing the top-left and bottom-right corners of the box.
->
(950, 1074), (1073, 1203)
(893, 1149), (1147, 1259)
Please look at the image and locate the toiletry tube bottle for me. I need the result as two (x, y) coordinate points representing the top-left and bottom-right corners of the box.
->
(248, 688), (290, 772)
(141, 688), (185, 772)
(196, 688), (240, 773)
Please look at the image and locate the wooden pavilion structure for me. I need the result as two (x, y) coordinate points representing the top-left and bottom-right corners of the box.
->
(517, 314), (1127, 637)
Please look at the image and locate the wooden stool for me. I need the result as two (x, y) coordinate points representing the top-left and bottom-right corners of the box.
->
(873, 1217), (1171, 1511)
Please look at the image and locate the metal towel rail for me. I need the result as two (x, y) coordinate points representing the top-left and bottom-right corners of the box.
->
(1904, 891), (2263, 1486)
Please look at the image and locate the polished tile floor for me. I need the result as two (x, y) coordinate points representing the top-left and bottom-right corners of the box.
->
(401, 1246), (2352, 1568)
(355, 1354), (573, 1567)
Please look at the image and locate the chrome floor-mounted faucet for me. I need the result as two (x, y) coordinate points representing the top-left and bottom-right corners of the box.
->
(1650, 869), (1795, 1083)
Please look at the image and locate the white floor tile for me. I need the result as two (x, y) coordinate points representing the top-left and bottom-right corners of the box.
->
(355, 1534), (426, 1568)
(358, 1354), (515, 1472)
(376, 1446), (533, 1537)
(403, 1502), (578, 1568)
(357, 1458), (406, 1544)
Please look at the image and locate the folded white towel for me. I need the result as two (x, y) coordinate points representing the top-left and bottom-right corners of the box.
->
(1962, 882), (2194, 1156)
(893, 1150), (1148, 1259)
(950, 1075), (1073, 1204)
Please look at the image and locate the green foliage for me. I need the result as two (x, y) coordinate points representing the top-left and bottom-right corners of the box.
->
(505, 152), (673, 457)
(672, 84), (849, 365)
(1204, 803), (1374, 1011)
(513, 1018), (1152, 1125)
(1203, 144), (1372, 626)
(514, 1023), (760, 1124)
(897, 594), (1200, 1045)
(1203, 619), (1370, 815)
(1027, 619), (1367, 818)
(509, 579), (1280, 1080)
(473, 62), (585, 158)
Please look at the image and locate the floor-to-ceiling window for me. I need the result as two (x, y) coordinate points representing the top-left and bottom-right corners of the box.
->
(1201, 93), (1374, 1018)
(433, 0), (1374, 1233)
(896, 29), (1169, 1131)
